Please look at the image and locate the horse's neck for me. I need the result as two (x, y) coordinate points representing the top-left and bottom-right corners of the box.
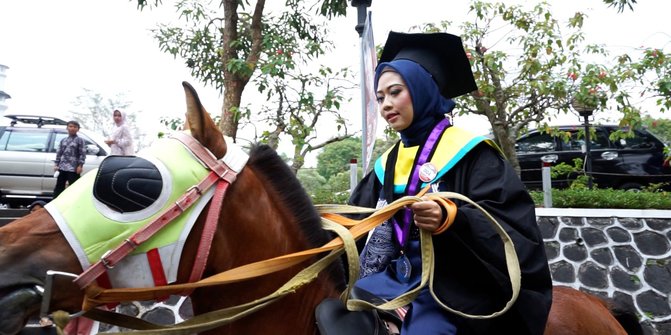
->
(188, 170), (341, 334)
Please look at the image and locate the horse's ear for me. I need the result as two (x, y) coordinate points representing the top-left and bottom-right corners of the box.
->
(182, 81), (227, 159)
(182, 113), (190, 131)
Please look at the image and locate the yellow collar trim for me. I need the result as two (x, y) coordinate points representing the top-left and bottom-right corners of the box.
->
(374, 126), (500, 194)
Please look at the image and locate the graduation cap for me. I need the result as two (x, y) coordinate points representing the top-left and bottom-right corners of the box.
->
(379, 31), (477, 99)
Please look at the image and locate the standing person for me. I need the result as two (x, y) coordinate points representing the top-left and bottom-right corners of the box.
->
(105, 109), (134, 155)
(349, 32), (552, 334)
(53, 120), (86, 198)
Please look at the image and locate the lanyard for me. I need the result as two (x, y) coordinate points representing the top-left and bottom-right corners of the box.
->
(384, 118), (450, 247)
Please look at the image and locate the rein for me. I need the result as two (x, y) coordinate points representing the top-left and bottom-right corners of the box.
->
(62, 191), (520, 335)
(44, 133), (520, 333)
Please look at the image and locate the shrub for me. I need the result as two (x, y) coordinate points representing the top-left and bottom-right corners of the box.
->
(530, 188), (671, 209)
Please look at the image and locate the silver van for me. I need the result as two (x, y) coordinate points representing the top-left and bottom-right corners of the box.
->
(0, 115), (110, 207)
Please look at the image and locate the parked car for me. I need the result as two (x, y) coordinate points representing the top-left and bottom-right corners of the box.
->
(0, 115), (110, 207)
(515, 125), (671, 191)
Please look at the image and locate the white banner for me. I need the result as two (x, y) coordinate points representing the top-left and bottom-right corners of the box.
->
(361, 12), (377, 173)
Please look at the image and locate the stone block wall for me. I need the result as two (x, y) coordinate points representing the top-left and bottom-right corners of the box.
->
(537, 208), (671, 335)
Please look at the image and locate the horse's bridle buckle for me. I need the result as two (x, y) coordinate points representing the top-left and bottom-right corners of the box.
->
(38, 270), (85, 327)
(175, 186), (202, 212)
(101, 250), (115, 269)
(187, 184), (203, 195)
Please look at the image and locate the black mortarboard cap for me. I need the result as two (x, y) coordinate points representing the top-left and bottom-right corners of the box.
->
(379, 31), (478, 99)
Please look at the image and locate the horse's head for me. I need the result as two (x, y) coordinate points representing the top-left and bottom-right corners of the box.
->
(0, 82), (229, 334)
(0, 207), (83, 334)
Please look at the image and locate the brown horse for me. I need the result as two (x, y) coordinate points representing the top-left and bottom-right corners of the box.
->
(545, 286), (642, 335)
(0, 82), (641, 335)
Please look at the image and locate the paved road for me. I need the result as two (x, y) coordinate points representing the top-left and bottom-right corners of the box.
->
(18, 326), (56, 335)
(0, 208), (29, 226)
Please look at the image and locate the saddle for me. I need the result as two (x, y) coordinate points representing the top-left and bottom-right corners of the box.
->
(315, 287), (403, 335)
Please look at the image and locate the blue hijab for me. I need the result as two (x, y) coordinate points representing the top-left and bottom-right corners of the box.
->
(374, 59), (456, 146)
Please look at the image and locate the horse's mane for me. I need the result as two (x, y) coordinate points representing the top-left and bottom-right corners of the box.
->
(247, 144), (346, 288)
(247, 145), (325, 245)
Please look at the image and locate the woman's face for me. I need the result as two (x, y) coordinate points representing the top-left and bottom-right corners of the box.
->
(376, 71), (413, 132)
(113, 111), (122, 124)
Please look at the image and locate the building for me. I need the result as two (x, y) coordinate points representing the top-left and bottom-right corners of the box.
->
(0, 64), (10, 115)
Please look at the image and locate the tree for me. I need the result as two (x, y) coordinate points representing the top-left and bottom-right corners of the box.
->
(413, 1), (665, 175)
(69, 89), (145, 151)
(252, 65), (357, 173)
(135, 0), (347, 138)
(296, 168), (350, 204)
(616, 48), (671, 112)
(642, 116), (671, 144)
(414, 1), (601, 173)
(134, 0), (353, 171)
(297, 168), (327, 197)
(316, 136), (396, 180)
(316, 137), (360, 180)
(296, 135), (398, 204)
(600, 1), (671, 128)
(602, 0), (638, 12)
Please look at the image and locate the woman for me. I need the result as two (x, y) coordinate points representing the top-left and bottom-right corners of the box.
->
(105, 109), (134, 155)
(349, 32), (552, 335)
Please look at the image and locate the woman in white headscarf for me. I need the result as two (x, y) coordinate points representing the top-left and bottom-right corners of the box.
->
(105, 109), (134, 155)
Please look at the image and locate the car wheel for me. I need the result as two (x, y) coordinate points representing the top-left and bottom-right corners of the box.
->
(620, 182), (643, 192)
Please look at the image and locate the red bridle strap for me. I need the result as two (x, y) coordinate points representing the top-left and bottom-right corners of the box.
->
(73, 133), (241, 289)
(184, 179), (229, 291)
(171, 132), (241, 288)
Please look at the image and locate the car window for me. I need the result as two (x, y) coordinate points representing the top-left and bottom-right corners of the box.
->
(0, 130), (50, 152)
(0, 129), (9, 150)
(517, 132), (556, 152)
(53, 132), (97, 153)
(560, 129), (610, 151)
(618, 130), (657, 149)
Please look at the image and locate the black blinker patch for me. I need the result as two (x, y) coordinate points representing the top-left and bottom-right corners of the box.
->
(94, 156), (163, 213)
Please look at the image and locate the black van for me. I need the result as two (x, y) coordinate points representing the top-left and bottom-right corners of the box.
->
(515, 125), (671, 190)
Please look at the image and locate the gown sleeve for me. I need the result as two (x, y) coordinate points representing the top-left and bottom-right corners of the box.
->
(348, 169), (381, 211)
(431, 143), (552, 335)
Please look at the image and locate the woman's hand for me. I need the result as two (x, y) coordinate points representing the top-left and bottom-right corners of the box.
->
(410, 196), (443, 232)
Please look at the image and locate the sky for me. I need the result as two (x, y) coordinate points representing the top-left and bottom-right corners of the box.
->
(1, 0), (670, 162)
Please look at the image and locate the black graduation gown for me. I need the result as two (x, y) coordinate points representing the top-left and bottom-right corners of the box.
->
(349, 142), (553, 335)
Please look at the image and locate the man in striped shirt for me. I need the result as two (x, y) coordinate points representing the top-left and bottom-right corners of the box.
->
(53, 120), (86, 198)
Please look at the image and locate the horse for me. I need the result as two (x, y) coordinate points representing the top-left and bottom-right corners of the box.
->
(0, 82), (642, 335)
(545, 286), (642, 335)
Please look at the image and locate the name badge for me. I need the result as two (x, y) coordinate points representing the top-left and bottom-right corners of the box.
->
(418, 162), (437, 183)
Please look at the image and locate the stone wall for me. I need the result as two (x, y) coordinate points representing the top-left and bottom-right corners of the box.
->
(537, 208), (671, 335)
